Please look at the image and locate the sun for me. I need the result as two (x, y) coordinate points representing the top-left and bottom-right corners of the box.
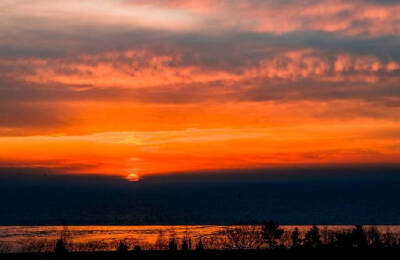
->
(126, 173), (140, 182)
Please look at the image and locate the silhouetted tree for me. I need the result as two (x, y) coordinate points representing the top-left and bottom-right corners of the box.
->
(188, 238), (192, 250)
(333, 226), (367, 248)
(117, 241), (128, 253)
(224, 226), (263, 250)
(334, 231), (352, 248)
(304, 225), (322, 248)
(320, 226), (336, 245)
(54, 239), (68, 255)
(168, 238), (177, 251)
(262, 220), (284, 249)
(181, 239), (189, 251)
(196, 238), (204, 251)
(134, 245), (142, 253)
(367, 225), (382, 248)
(351, 225), (368, 248)
(291, 227), (301, 248)
(154, 231), (167, 250)
(382, 230), (398, 247)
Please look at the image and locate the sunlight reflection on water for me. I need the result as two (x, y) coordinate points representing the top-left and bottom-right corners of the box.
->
(0, 225), (399, 252)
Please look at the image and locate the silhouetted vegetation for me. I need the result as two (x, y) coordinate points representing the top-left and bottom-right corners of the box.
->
(224, 225), (263, 249)
(116, 241), (128, 253)
(0, 241), (11, 254)
(134, 245), (142, 253)
(195, 238), (204, 251)
(54, 239), (68, 256)
(168, 238), (178, 251)
(1, 222), (400, 259)
(291, 227), (301, 248)
(304, 225), (322, 248)
(262, 220), (284, 249)
(181, 239), (189, 251)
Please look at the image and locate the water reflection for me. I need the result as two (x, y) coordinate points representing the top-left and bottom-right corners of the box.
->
(0, 225), (399, 252)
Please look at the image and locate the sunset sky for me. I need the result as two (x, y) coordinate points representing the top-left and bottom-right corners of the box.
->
(1, 0), (400, 179)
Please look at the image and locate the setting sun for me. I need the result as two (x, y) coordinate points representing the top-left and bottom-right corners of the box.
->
(1, 0), (400, 256)
(126, 173), (140, 182)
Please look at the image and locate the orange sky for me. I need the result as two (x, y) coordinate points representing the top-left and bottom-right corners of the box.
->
(1, 0), (400, 179)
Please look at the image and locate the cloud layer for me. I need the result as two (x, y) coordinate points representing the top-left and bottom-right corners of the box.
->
(1, 0), (400, 175)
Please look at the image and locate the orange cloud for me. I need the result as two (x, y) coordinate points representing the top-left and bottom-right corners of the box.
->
(4, 49), (399, 90)
(2, 0), (400, 177)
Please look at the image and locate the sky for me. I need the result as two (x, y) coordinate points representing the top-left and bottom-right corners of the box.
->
(1, 0), (400, 179)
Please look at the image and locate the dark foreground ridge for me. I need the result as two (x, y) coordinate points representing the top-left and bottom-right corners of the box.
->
(2, 248), (400, 260)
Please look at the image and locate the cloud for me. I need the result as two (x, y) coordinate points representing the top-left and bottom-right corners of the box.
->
(2, 0), (400, 174)
(126, 0), (400, 36)
(1, 48), (400, 106)
(2, 0), (400, 61)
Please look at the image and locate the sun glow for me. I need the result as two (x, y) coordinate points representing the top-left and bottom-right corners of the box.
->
(2, 0), (400, 178)
(126, 173), (140, 182)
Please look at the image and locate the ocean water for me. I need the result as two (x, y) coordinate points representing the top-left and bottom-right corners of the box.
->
(2, 171), (400, 226)
(1, 169), (400, 252)
(0, 225), (399, 252)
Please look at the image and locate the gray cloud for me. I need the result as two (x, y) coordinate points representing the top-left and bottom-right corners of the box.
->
(2, 27), (400, 67)
(1, 74), (400, 107)
(2, 0), (400, 134)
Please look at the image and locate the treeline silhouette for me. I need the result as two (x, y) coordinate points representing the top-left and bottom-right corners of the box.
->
(1, 222), (399, 255)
